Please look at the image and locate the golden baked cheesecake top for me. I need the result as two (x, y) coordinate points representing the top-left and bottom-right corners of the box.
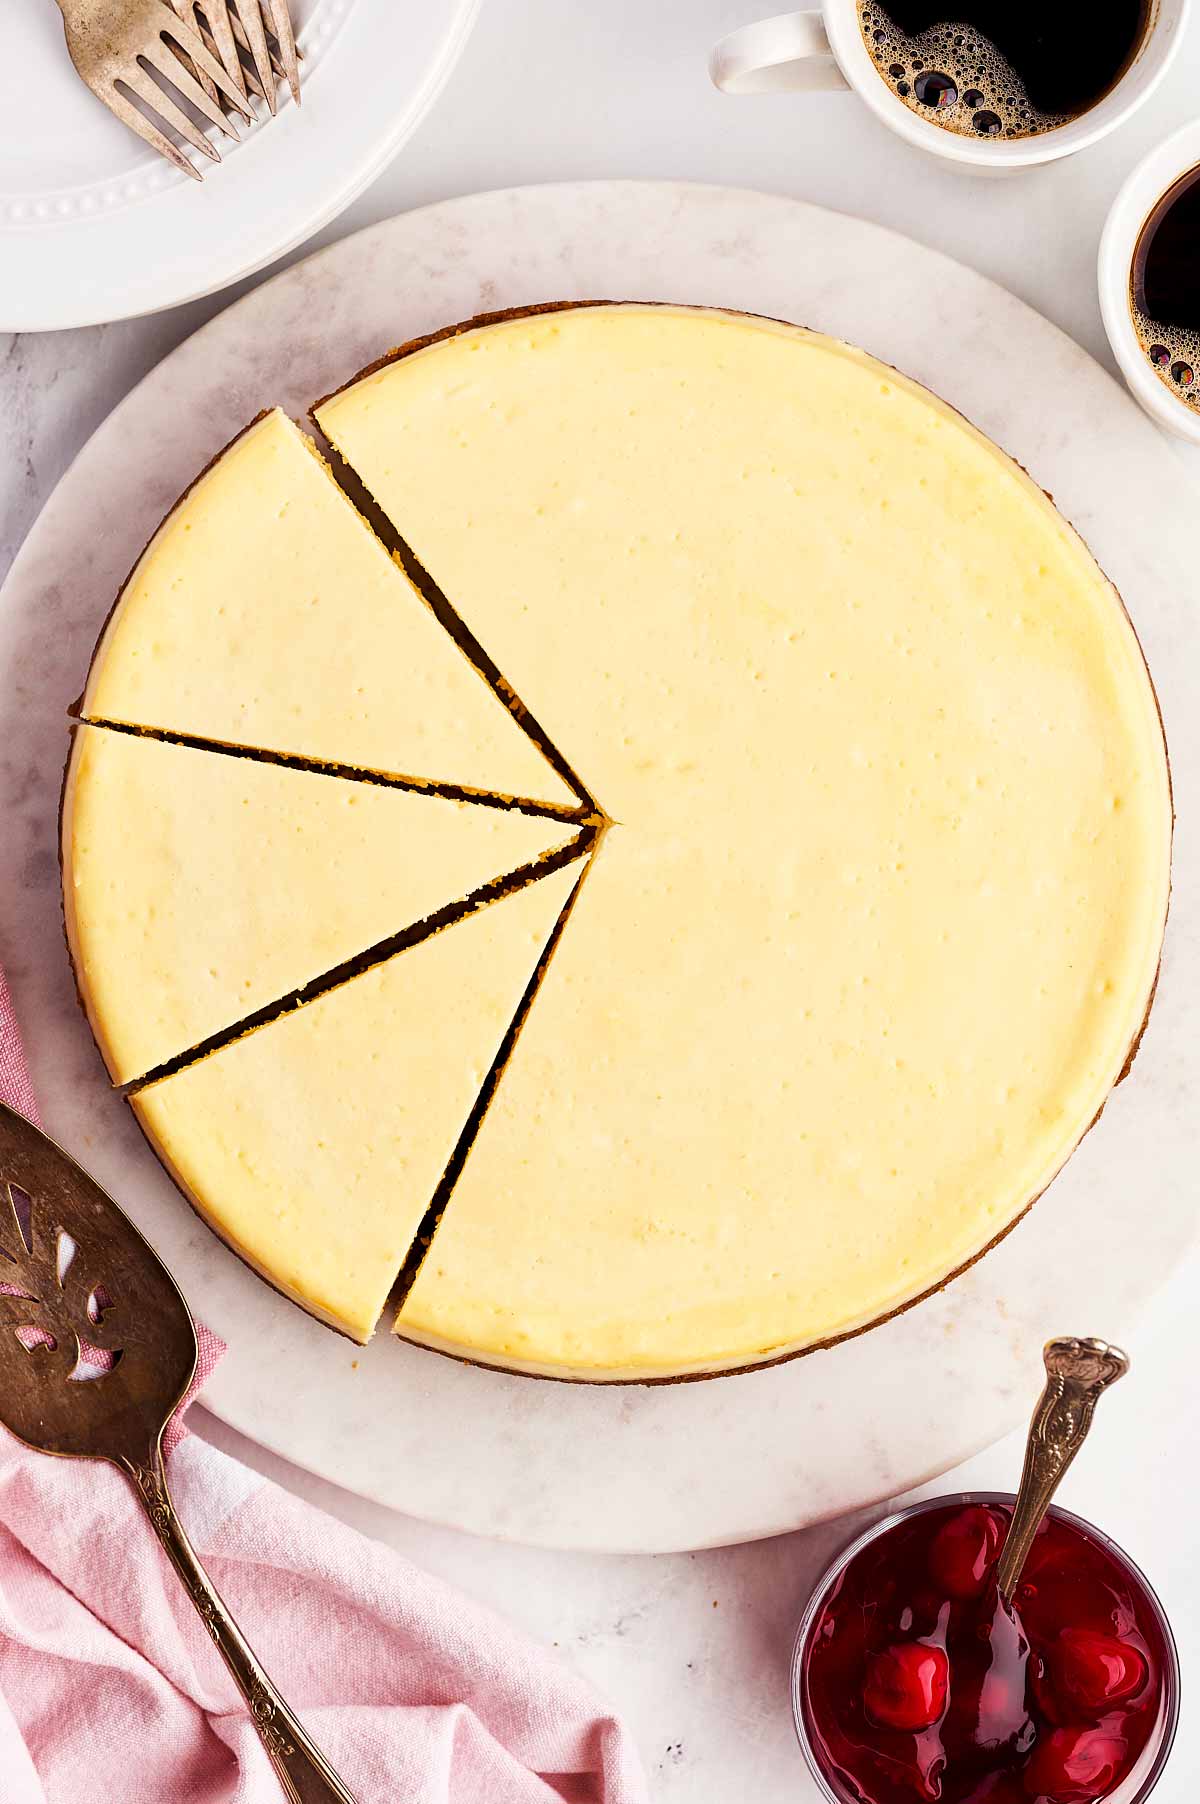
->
(318, 304), (1170, 1377)
(65, 304), (1170, 1375)
(79, 408), (577, 810)
(63, 724), (579, 1088)
(131, 862), (582, 1341)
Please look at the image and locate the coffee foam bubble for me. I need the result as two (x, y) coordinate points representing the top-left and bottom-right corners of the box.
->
(859, 5), (1070, 140)
(1131, 305), (1200, 408)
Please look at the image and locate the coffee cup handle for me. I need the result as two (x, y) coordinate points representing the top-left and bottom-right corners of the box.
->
(709, 11), (850, 94)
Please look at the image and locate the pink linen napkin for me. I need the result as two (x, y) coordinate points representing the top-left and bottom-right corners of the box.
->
(0, 964), (647, 1804)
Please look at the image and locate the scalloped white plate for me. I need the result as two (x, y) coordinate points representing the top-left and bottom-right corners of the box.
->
(0, 0), (479, 331)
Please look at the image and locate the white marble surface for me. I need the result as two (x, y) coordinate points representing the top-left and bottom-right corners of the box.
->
(2, 4), (1200, 1799)
(5, 182), (1199, 1562)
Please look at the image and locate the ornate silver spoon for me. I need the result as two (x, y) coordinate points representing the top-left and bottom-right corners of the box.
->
(0, 1101), (357, 1804)
(996, 1334), (1131, 1603)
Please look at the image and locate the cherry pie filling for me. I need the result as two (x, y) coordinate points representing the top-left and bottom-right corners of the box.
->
(801, 1503), (1168, 1804)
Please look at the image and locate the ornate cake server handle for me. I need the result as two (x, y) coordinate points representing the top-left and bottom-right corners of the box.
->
(0, 1104), (358, 1804)
(122, 1444), (356, 1804)
(996, 1335), (1130, 1603)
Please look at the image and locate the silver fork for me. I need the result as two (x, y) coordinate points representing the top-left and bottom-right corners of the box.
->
(174, 0), (300, 113)
(54, 0), (254, 181)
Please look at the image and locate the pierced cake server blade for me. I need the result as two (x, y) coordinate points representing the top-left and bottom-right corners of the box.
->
(0, 1102), (357, 1804)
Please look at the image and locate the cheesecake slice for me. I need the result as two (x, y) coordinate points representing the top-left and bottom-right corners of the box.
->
(63, 725), (580, 1088)
(79, 409), (578, 811)
(131, 860), (582, 1341)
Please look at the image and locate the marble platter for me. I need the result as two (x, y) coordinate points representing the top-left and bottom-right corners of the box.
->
(1, 183), (1197, 1553)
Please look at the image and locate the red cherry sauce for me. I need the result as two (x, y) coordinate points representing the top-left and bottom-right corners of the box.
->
(802, 1503), (1167, 1804)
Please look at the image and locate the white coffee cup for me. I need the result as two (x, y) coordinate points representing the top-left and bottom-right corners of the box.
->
(1100, 119), (1200, 445)
(710, 4), (1190, 171)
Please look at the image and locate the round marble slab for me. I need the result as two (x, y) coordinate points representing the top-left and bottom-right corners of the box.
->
(1, 184), (1196, 1552)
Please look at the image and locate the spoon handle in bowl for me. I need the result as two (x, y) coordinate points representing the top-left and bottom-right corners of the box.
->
(121, 1446), (359, 1804)
(996, 1335), (1130, 1604)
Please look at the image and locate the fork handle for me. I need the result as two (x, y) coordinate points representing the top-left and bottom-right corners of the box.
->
(120, 1448), (358, 1804)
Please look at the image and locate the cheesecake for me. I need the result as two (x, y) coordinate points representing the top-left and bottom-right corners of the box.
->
(65, 304), (1171, 1377)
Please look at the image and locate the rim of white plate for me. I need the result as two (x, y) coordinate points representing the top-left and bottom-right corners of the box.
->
(0, 0), (480, 330)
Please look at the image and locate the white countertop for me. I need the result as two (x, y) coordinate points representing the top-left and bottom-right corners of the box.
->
(2, 4), (1198, 1799)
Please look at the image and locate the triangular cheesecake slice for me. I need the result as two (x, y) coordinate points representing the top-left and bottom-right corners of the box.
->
(130, 859), (582, 1341)
(64, 725), (580, 1087)
(78, 409), (578, 811)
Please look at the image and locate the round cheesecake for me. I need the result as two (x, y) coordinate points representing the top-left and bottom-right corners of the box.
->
(64, 303), (1172, 1376)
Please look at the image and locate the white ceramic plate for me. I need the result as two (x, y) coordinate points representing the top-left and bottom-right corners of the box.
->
(0, 0), (479, 331)
(1, 184), (1197, 1551)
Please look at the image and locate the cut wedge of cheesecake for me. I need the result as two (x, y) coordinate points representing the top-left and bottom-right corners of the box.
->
(79, 409), (578, 811)
(319, 303), (1170, 1379)
(131, 859), (584, 1341)
(63, 724), (581, 1088)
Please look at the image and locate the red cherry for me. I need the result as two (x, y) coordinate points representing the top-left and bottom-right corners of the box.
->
(1046, 1628), (1148, 1715)
(864, 1641), (949, 1731)
(930, 1505), (1006, 1599)
(1024, 1726), (1128, 1802)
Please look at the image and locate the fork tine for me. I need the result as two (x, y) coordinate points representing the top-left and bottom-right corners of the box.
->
(156, 5), (254, 119)
(170, 4), (224, 109)
(101, 83), (206, 181)
(163, 40), (249, 137)
(199, 0), (250, 100)
(196, 12), (267, 99)
(232, 0), (277, 114)
(226, 5), (299, 87)
(262, 0), (300, 104)
(162, 9), (245, 130)
(122, 64), (223, 164)
(188, 44), (220, 107)
(141, 33), (242, 136)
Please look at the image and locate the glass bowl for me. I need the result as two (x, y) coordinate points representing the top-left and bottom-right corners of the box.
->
(790, 1491), (1180, 1804)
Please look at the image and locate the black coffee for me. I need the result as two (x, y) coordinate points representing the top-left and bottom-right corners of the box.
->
(1131, 166), (1200, 405)
(859, 3), (1151, 140)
